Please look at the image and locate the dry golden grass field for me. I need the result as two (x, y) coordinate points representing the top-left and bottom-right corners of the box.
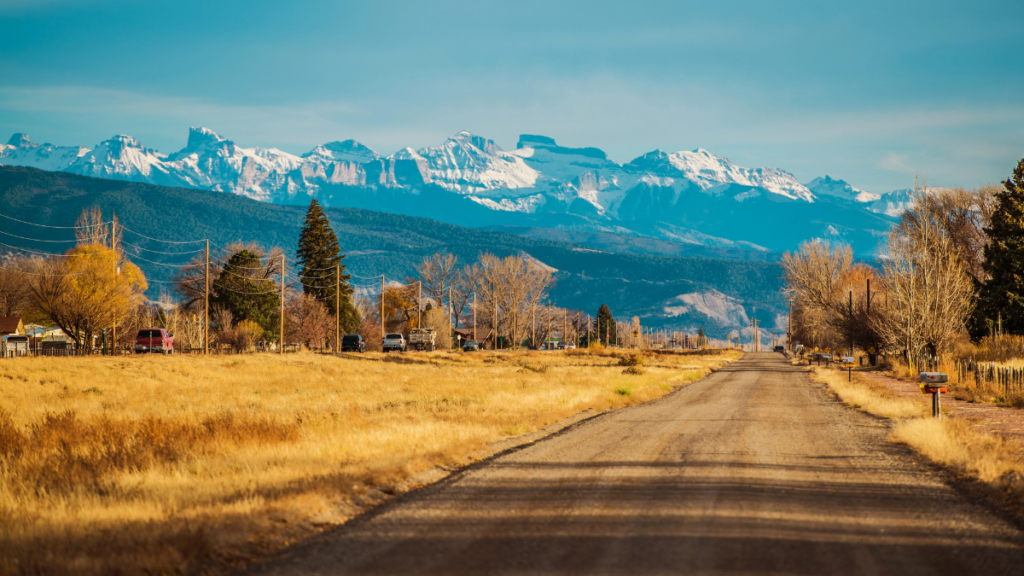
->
(0, 347), (739, 575)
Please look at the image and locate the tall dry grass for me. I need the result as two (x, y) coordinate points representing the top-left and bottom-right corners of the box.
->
(812, 367), (926, 420)
(810, 366), (1024, 514)
(0, 348), (738, 575)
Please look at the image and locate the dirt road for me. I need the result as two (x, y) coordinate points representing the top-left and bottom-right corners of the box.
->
(245, 353), (1024, 575)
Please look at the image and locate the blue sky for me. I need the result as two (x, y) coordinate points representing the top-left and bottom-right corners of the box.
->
(0, 0), (1021, 192)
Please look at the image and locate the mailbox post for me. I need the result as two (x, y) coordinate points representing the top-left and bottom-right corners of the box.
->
(920, 372), (948, 419)
(841, 356), (855, 381)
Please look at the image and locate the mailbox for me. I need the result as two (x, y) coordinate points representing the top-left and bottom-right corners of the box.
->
(840, 356), (855, 365)
(919, 373), (948, 418)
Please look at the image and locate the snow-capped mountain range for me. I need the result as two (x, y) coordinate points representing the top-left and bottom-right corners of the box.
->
(0, 128), (908, 256)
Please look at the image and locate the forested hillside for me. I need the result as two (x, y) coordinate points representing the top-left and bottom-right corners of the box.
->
(0, 166), (786, 336)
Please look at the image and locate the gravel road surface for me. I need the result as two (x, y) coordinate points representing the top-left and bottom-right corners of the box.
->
(244, 353), (1024, 575)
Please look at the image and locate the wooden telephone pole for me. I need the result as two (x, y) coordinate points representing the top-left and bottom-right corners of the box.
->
(336, 264), (341, 352)
(532, 304), (536, 349)
(279, 254), (284, 354)
(473, 292), (477, 341)
(547, 300), (551, 349)
(380, 275), (385, 338)
(205, 239), (209, 355)
(110, 220), (116, 355)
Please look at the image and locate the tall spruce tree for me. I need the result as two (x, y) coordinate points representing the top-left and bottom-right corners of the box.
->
(296, 200), (361, 332)
(978, 156), (1024, 335)
(594, 303), (617, 346)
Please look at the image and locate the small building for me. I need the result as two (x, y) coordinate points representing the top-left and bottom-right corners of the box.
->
(0, 317), (25, 337)
(1, 318), (29, 357)
(452, 328), (493, 349)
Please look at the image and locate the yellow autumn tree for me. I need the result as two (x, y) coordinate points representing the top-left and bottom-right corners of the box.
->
(29, 242), (147, 353)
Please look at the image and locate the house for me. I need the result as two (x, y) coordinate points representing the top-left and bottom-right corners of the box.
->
(452, 327), (493, 348)
(1, 317), (29, 357)
(0, 317), (25, 337)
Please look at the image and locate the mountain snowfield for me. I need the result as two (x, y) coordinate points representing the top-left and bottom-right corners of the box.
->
(0, 128), (906, 257)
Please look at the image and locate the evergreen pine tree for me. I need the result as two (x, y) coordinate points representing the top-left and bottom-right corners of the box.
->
(698, 326), (706, 347)
(295, 200), (361, 332)
(978, 157), (1024, 335)
(594, 304), (617, 346)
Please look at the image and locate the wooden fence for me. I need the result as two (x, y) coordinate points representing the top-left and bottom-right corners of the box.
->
(913, 356), (1024, 398)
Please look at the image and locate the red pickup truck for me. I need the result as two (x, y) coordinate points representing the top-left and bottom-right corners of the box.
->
(134, 328), (174, 355)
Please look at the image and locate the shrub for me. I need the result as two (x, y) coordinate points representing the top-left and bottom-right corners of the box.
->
(622, 365), (646, 376)
(614, 386), (633, 396)
(518, 363), (550, 374)
(619, 353), (645, 367)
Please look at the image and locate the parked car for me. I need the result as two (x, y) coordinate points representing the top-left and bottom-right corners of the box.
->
(382, 333), (406, 352)
(462, 339), (480, 352)
(135, 328), (174, 354)
(774, 345), (786, 353)
(341, 334), (365, 353)
(563, 342), (576, 350)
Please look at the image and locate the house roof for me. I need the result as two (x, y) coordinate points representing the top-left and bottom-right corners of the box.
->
(0, 317), (24, 335)
(452, 328), (492, 339)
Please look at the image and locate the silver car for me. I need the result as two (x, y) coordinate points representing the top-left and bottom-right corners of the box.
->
(382, 333), (406, 352)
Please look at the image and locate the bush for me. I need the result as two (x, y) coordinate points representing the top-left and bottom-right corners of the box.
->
(622, 365), (646, 376)
(619, 353), (645, 367)
(518, 363), (550, 374)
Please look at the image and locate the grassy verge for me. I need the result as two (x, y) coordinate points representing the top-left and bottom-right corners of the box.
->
(810, 367), (1024, 516)
(0, 347), (738, 575)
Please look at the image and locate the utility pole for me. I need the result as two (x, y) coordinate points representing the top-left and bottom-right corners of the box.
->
(788, 298), (793, 353)
(547, 300), (552, 349)
(418, 281), (422, 329)
(279, 254), (285, 354)
(336, 264), (341, 353)
(110, 220), (116, 355)
(532, 303), (536, 349)
(205, 239), (209, 355)
(849, 290), (854, 358)
(380, 275), (385, 339)
(473, 292), (477, 341)
(563, 308), (566, 348)
(449, 285), (453, 349)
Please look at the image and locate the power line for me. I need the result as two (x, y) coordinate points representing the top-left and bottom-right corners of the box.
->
(0, 211), (111, 229)
(120, 241), (204, 256)
(0, 241), (116, 257)
(0, 229), (78, 244)
(128, 253), (205, 268)
(0, 264), (93, 277)
(119, 225), (207, 245)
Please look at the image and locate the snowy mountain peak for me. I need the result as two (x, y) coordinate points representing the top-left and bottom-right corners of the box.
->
(7, 133), (36, 148)
(517, 134), (557, 148)
(99, 134), (148, 151)
(806, 175), (880, 203)
(446, 131), (500, 154)
(185, 126), (228, 150)
(623, 148), (812, 201)
(303, 140), (381, 164)
(515, 134), (609, 161)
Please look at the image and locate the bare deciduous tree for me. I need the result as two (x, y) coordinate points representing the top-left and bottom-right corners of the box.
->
(286, 293), (334, 349)
(466, 252), (555, 348)
(0, 254), (35, 317)
(875, 181), (975, 360)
